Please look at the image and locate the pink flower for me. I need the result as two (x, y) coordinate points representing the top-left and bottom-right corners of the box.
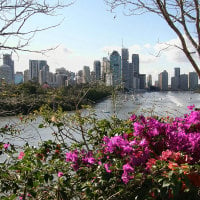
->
(3, 143), (10, 150)
(18, 152), (25, 159)
(104, 163), (112, 173)
(58, 171), (63, 177)
(187, 104), (195, 110)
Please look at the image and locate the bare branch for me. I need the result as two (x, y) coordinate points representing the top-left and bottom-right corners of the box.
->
(0, 0), (74, 54)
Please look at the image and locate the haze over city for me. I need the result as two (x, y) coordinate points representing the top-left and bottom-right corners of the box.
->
(0, 0), (198, 83)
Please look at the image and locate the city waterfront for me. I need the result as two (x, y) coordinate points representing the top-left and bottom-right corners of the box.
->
(0, 91), (199, 147)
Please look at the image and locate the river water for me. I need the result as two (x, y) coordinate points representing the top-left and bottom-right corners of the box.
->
(0, 91), (199, 146)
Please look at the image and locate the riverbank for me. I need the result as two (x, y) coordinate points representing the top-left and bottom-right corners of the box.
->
(0, 83), (112, 116)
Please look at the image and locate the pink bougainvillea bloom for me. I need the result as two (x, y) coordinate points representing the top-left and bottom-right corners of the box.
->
(104, 163), (112, 173)
(187, 104), (195, 110)
(18, 152), (25, 159)
(3, 143), (10, 150)
(58, 171), (64, 177)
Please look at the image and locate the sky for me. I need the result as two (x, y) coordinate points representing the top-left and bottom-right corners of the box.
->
(2, 0), (198, 83)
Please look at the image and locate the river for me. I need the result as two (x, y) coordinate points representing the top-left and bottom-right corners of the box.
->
(0, 91), (199, 146)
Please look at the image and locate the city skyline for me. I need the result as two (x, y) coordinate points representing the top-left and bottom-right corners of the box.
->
(0, 0), (198, 83)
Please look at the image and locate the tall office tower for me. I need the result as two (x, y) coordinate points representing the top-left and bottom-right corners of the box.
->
(180, 74), (188, 90)
(121, 48), (129, 89)
(83, 66), (90, 83)
(102, 57), (110, 82)
(139, 74), (146, 89)
(189, 72), (198, 90)
(174, 68), (180, 77)
(93, 60), (101, 81)
(3, 54), (14, 82)
(56, 67), (67, 75)
(56, 74), (67, 87)
(128, 63), (134, 89)
(29, 60), (47, 82)
(0, 64), (12, 84)
(39, 65), (49, 85)
(171, 67), (180, 90)
(147, 74), (152, 88)
(109, 50), (121, 86)
(132, 54), (139, 76)
(158, 70), (168, 90)
(24, 69), (30, 83)
(76, 70), (83, 84)
(15, 72), (23, 84)
(90, 71), (96, 82)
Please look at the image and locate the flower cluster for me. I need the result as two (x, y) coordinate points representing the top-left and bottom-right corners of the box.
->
(65, 106), (200, 189)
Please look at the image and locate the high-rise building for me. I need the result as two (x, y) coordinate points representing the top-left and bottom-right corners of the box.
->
(128, 63), (134, 89)
(93, 60), (101, 81)
(132, 54), (139, 76)
(158, 70), (168, 90)
(121, 48), (129, 89)
(15, 72), (23, 84)
(189, 72), (198, 90)
(110, 50), (121, 86)
(3, 54), (14, 82)
(139, 74), (146, 89)
(24, 69), (30, 83)
(0, 64), (12, 84)
(147, 74), (152, 88)
(101, 57), (110, 82)
(171, 67), (180, 90)
(180, 74), (188, 90)
(83, 66), (90, 83)
(39, 65), (49, 85)
(56, 67), (67, 75)
(29, 60), (47, 82)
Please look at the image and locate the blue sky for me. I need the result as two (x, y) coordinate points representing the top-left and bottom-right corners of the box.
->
(7, 0), (198, 83)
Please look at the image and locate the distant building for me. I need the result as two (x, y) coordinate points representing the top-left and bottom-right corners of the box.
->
(189, 72), (198, 90)
(158, 70), (168, 90)
(139, 74), (146, 89)
(109, 50), (121, 87)
(180, 74), (188, 90)
(15, 72), (23, 84)
(128, 63), (134, 89)
(101, 57), (110, 82)
(83, 66), (90, 83)
(56, 67), (67, 75)
(132, 54), (139, 76)
(171, 67), (180, 90)
(29, 60), (47, 82)
(3, 54), (14, 82)
(93, 60), (101, 81)
(39, 65), (49, 85)
(171, 77), (180, 90)
(0, 64), (12, 84)
(147, 74), (152, 88)
(121, 48), (129, 89)
(24, 69), (30, 83)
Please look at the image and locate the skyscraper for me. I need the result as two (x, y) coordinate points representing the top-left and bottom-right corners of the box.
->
(132, 54), (139, 76)
(29, 60), (47, 82)
(180, 74), (188, 90)
(102, 57), (110, 82)
(83, 66), (90, 83)
(121, 48), (129, 89)
(189, 72), (198, 90)
(110, 50), (121, 86)
(0, 64), (12, 84)
(128, 63), (134, 89)
(158, 70), (168, 90)
(171, 68), (180, 90)
(3, 54), (14, 82)
(147, 74), (152, 88)
(93, 60), (101, 81)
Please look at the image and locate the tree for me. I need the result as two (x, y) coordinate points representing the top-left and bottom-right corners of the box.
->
(106, 0), (200, 78)
(0, 0), (73, 54)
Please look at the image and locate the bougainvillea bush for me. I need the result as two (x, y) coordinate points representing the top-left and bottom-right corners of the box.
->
(0, 105), (200, 199)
